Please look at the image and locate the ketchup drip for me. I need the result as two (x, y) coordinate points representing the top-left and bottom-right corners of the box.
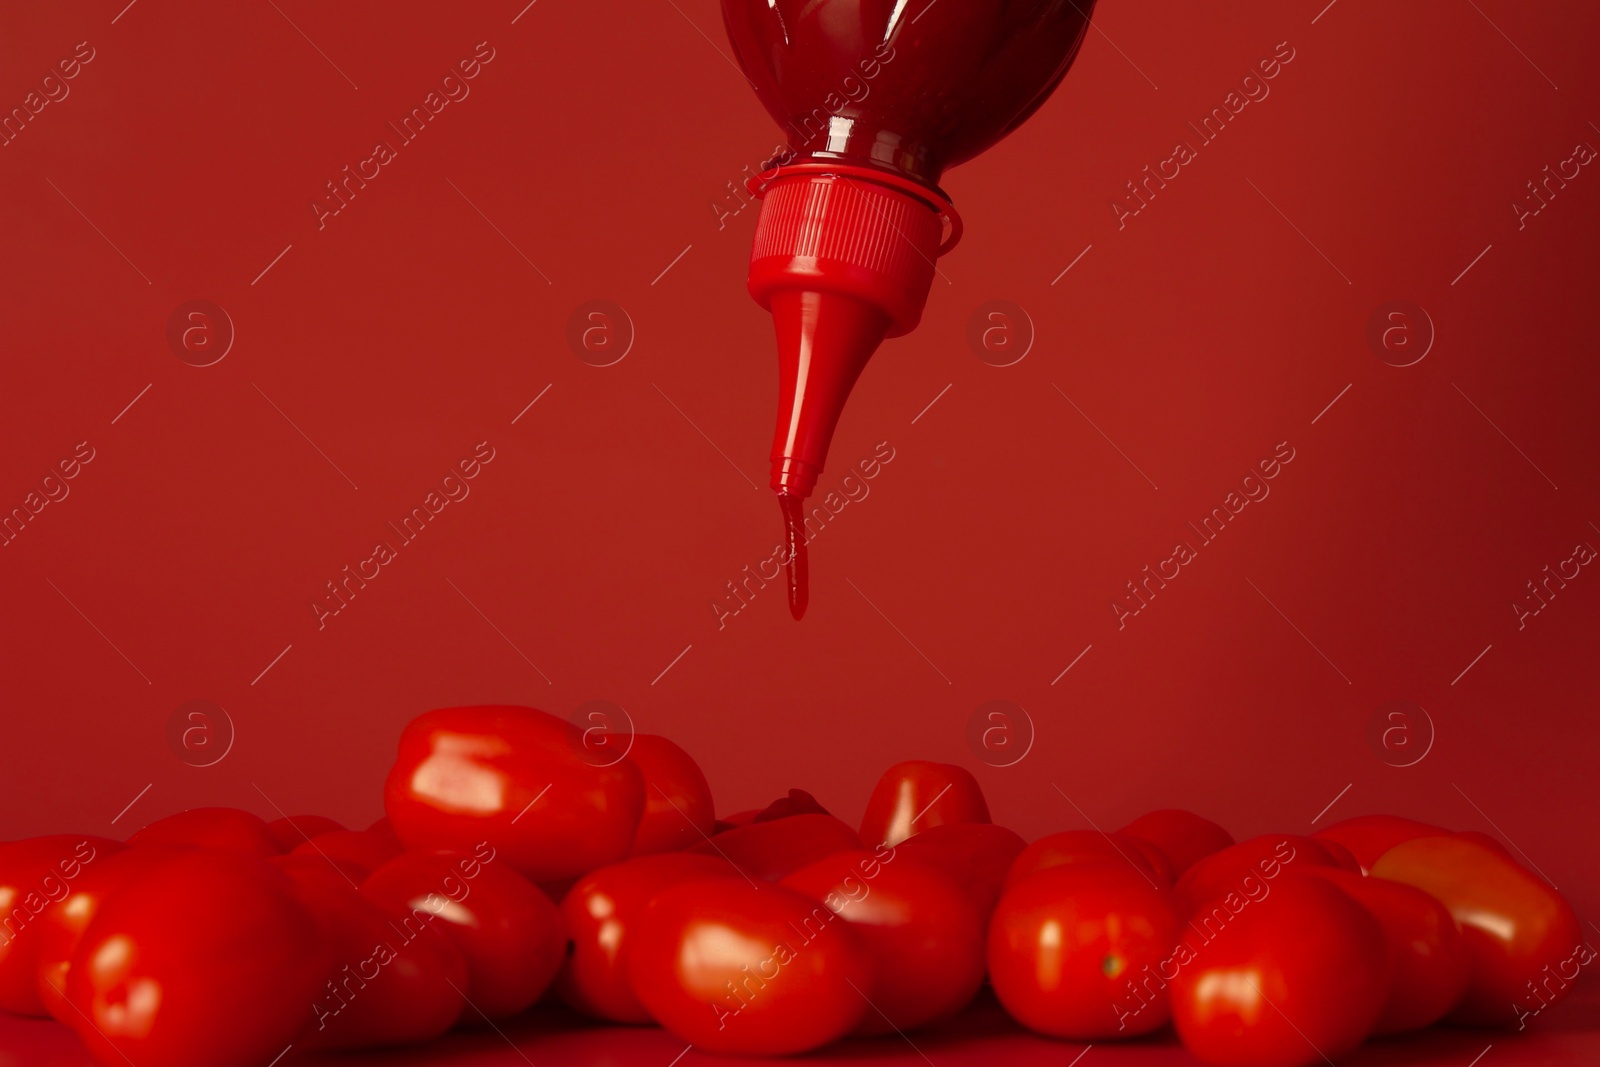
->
(778, 493), (809, 621)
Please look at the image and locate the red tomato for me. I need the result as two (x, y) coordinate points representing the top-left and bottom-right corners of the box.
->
(712, 790), (831, 834)
(1170, 875), (1388, 1067)
(1371, 836), (1583, 1028)
(1455, 829), (1516, 860)
(65, 849), (326, 1067)
(0, 835), (120, 1016)
(127, 807), (282, 857)
(715, 810), (760, 832)
(1294, 867), (1469, 1034)
(34, 845), (187, 1023)
(361, 845), (564, 1019)
(1122, 836), (1178, 885)
(988, 862), (1185, 1040)
(1312, 814), (1446, 873)
(557, 851), (737, 1023)
(752, 788), (832, 822)
(626, 734), (716, 856)
(1006, 829), (1170, 891)
(265, 814), (346, 851)
(783, 847), (984, 1033)
(625, 877), (871, 1055)
(291, 829), (403, 879)
(1119, 809), (1235, 876)
(1316, 838), (1362, 872)
(383, 705), (645, 882)
(894, 822), (1026, 914)
(277, 858), (466, 1049)
(858, 760), (991, 848)
(1175, 835), (1339, 912)
(690, 813), (863, 881)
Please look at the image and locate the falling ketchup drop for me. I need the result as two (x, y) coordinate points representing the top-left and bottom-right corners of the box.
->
(778, 493), (809, 621)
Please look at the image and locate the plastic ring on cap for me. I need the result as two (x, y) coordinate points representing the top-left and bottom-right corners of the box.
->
(746, 161), (964, 257)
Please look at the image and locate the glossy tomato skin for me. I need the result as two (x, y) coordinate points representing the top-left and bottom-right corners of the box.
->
(1294, 867), (1469, 1034)
(127, 807), (282, 858)
(858, 760), (991, 848)
(557, 852), (738, 1023)
(34, 845), (189, 1023)
(1371, 836), (1582, 1028)
(690, 813), (863, 881)
(1175, 835), (1339, 912)
(361, 845), (565, 1019)
(1119, 809), (1235, 876)
(291, 829), (403, 879)
(625, 734), (716, 856)
(277, 857), (467, 1049)
(988, 862), (1184, 1040)
(0, 835), (121, 1016)
(383, 705), (646, 882)
(65, 849), (326, 1067)
(265, 815), (346, 851)
(625, 878), (871, 1055)
(1171, 875), (1387, 1067)
(895, 822), (1026, 914)
(783, 846), (986, 1034)
(1006, 829), (1170, 891)
(1312, 814), (1445, 873)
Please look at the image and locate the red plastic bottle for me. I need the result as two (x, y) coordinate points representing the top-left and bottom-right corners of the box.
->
(723, 0), (1096, 617)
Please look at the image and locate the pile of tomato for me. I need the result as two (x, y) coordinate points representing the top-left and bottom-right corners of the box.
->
(0, 704), (1586, 1067)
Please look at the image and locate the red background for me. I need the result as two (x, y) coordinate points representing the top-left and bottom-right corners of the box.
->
(3, 0), (1597, 1062)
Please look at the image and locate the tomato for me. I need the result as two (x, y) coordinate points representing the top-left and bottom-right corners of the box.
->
(127, 807), (282, 858)
(858, 760), (991, 848)
(1120, 809), (1235, 876)
(1455, 829), (1515, 860)
(1312, 814), (1445, 873)
(290, 829), (403, 879)
(625, 734), (716, 855)
(783, 847), (985, 1034)
(1371, 836), (1583, 1028)
(894, 822), (1025, 914)
(361, 845), (565, 1019)
(34, 845), (188, 1023)
(277, 857), (466, 1049)
(1294, 867), (1468, 1034)
(265, 814), (346, 851)
(0, 835), (121, 1016)
(1316, 838), (1362, 872)
(383, 705), (645, 882)
(64, 849), (326, 1067)
(690, 813), (863, 881)
(752, 788), (832, 822)
(1123, 836), (1178, 885)
(711, 789), (832, 833)
(1006, 829), (1170, 891)
(988, 862), (1184, 1040)
(557, 852), (736, 1023)
(625, 877), (871, 1055)
(1175, 835), (1339, 911)
(1170, 874), (1388, 1067)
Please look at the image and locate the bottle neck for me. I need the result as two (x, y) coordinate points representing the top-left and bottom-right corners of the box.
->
(785, 115), (946, 190)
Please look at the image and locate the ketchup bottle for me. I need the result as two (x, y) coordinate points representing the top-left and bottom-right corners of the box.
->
(723, 0), (1096, 618)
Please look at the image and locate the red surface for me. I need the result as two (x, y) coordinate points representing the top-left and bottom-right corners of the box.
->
(2, 0), (1598, 1060)
(0, 990), (1597, 1066)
